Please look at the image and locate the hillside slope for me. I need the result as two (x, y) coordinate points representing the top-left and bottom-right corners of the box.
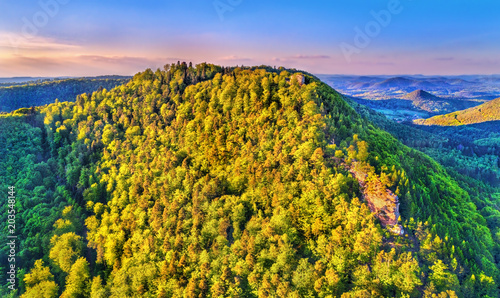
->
(1, 64), (499, 297)
(415, 97), (500, 126)
(0, 77), (130, 112)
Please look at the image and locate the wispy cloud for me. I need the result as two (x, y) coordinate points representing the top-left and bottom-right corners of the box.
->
(292, 55), (330, 59)
(0, 31), (80, 51)
(434, 57), (455, 61)
(77, 55), (159, 65)
(0, 54), (175, 77)
(272, 54), (330, 62)
(218, 55), (253, 62)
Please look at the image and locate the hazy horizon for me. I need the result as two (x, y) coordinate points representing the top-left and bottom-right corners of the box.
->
(2, 72), (500, 80)
(1, 0), (500, 77)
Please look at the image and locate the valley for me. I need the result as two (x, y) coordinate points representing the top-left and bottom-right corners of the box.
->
(319, 74), (500, 122)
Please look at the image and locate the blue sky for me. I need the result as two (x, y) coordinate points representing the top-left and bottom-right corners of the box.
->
(0, 0), (499, 76)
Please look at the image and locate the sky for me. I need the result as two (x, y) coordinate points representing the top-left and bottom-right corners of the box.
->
(0, 0), (499, 77)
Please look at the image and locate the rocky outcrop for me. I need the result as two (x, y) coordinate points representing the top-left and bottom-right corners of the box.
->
(286, 73), (305, 86)
(348, 161), (404, 235)
(294, 74), (305, 85)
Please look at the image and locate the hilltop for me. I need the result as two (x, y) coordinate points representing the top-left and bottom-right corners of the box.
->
(415, 96), (500, 126)
(0, 63), (498, 297)
(403, 89), (449, 113)
(401, 89), (479, 113)
(403, 89), (439, 101)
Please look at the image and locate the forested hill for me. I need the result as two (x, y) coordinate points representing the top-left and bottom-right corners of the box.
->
(414, 97), (500, 126)
(0, 77), (130, 112)
(402, 89), (480, 114)
(1, 63), (499, 297)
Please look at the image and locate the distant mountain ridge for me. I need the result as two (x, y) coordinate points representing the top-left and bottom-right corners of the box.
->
(0, 77), (131, 112)
(414, 96), (500, 126)
(0, 75), (131, 87)
(319, 74), (500, 100)
(372, 76), (414, 89)
(0, 77), (52, 84)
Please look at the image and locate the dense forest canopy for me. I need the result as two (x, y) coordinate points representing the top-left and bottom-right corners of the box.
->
(1, 63), (499, 297)
(344, 95), (500, 189)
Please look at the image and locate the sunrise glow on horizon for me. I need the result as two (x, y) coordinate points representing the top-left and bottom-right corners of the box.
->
(1, 0), (500, 77)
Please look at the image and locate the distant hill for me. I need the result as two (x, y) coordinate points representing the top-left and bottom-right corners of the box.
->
(0, 77), (131, 112)
(402, 89), (481, 113)
(371, 76), (414, 89)
(414, 97), (500, 125)
(369, 77), (457, 91)
(0, 75), (130, 87)
(318, 74), (500, 101)
(403, 89), (450, 113)
(370, 77), (478, 91)
(0, 77), (51, 85)
(403, 89), (439, 101)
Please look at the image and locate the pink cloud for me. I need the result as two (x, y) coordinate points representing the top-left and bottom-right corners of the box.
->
(0, 54), (179, 77)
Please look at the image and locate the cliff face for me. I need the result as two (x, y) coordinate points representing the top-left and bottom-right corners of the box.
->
(348, 161), (404, 235)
